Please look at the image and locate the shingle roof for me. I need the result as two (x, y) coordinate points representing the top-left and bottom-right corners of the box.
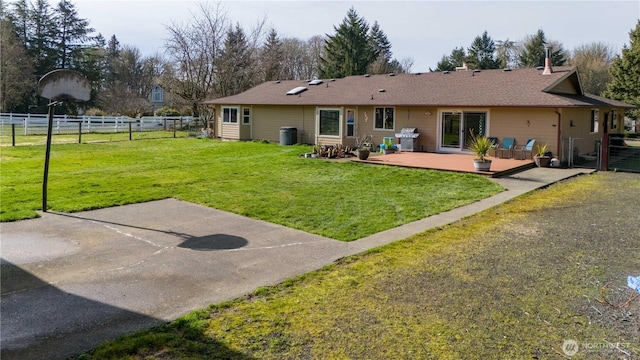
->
(203, 67), (634, 108)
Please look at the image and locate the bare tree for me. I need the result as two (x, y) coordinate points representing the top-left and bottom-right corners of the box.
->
(163, 2), (229, 120)
(0, 13), (35, 112)
(569, 42), (615, 95)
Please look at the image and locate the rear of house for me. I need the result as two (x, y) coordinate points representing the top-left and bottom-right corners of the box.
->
(204, 65), (632, 164)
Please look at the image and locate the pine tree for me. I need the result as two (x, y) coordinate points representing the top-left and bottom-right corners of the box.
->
(518, 29), (566, 67)
(54, 0), (95, 69)
(217, 23), (256, 96)
(262, 28), (282, 81)
(319, 8), (375, 78)
(432, 47), (466, 72)
(466, 31), (500, 70)
(368, 21), (391, 74)
(603, 20), (640, 120)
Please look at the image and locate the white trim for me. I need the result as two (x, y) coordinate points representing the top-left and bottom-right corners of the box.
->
(374, 106), (396, 131)
(316, 107), (342, 139)
(222, 106), (239, 124)
(437, 108), (490, 153)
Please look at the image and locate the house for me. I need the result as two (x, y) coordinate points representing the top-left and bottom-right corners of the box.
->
(203, 62), (634, 164)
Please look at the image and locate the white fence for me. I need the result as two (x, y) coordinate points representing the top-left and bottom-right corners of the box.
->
(0, 113), (201, 136)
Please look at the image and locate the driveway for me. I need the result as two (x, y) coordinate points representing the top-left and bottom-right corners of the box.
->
(1, 168), (591, 359)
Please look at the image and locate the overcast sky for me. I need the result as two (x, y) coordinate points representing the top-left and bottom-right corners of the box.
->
(73, 0), (640, 71)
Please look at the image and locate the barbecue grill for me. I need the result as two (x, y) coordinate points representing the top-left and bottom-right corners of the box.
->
(395, 128), (420, 152)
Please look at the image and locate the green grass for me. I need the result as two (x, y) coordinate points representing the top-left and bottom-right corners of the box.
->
(0, 130), (188, 146)
(76, 172), (640, 359)
(0, 138), (502, 241)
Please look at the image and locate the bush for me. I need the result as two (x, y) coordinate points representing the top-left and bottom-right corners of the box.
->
(155, 106), (181, 116)
(85, 107), (107, 116)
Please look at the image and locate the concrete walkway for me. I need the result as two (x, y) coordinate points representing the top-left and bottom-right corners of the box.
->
(0, 167), (593, 360)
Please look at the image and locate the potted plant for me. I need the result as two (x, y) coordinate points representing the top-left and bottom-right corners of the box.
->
(534, 143), (551, 167)
(467, 132), (493, 171)
(354, 134), (372, 160)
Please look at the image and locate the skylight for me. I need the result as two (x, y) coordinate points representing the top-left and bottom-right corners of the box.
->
(308, 79), (323, 85)
(286, 86), (307, 95)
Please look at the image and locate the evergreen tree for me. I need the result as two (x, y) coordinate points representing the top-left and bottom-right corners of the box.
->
(368, 21), (392, 74)
(518, 29), (566, 67)
(53, 0), (95, 69)
(1, 6), (36, 112)
(217, 23), (256, 96)
(432, 47), (466, 72)
(319, 8), (375, 78)
(603, 20), (640, 120)
(465, 31), (500, 70)
(262, 28), (283, 81)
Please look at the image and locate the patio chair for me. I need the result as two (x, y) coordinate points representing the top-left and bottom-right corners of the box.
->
(497, 137), (515, 158)
(487, 137), (499, 157)
(514, 139), (535, 160)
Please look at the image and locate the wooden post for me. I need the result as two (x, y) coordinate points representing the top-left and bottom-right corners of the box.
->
(129, 122), (132, 141)
(78, 122), (82, 143)
(12, 124), (16, 146)
(173, 119), (176, 138)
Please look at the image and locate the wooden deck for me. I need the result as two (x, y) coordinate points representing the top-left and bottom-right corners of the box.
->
(355, 151), (535, 177)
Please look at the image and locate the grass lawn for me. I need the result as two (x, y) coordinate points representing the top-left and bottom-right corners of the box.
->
(0, 137), (502, 241)
(0, 130), (189, 146)
(75, 172), (640, 359)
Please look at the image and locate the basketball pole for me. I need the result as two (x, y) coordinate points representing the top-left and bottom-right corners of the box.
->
(42, 101), (60, 212)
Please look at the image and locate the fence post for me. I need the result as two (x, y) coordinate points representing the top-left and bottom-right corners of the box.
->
(12, 124), (16, 146)
(129, 122), (132, 140)
(601, 134), (609, 171)
(173, 119), (176, 138)
(24, 115), (28, 135)
(78, 122), (82, 143)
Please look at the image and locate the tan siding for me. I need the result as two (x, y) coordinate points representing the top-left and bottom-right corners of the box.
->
(355, 106), (437, 152)
(488, 107), (559, 156)
(252, 105), (315, 144)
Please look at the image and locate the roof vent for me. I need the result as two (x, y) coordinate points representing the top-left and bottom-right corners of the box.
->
(536, 66), (545, 71)
(388, 72), (395, 76)
(442, 71), (450, 74)
(286, 86), (307, 95)
(364, 74), (370, 78)
(275, 80), (281, 83)
(414, 72), (422, 75)
(330, 78), (336, 82)
(503, 68), (512, 72)
(308, 79), (323, 85)
(378, 89), (385, 92)
(472, 69), (481, 76)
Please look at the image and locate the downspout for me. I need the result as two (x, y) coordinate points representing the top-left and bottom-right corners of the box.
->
(555, 108), (562, 160)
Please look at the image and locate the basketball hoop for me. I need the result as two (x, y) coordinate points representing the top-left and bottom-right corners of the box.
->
(38, 70), (91, 212)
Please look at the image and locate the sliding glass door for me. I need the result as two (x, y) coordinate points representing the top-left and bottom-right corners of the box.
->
(440, 111), (487, 151)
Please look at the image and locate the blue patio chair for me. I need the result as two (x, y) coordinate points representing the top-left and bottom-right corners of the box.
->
(514, 139), (535, 160)
(497, 137), (515, 158)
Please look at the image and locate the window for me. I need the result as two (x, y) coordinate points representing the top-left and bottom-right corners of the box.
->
(151, 86), (163, 103)
(223, 107), (238, 123)
(590, 109), (599, 133)
(319, 109), (340, 136)
(242, 107), (251, 125)
(610, 110), (618, 130)
(375, 107), (394, 130)
(346, 109), (355, 137)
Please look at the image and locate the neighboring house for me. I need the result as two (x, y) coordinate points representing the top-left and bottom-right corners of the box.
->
(150, 85), (170, 114)
(203, 63), (633, 163)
